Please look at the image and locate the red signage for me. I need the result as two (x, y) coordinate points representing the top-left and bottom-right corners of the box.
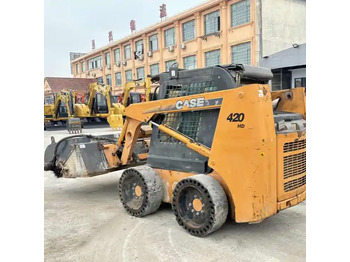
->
(108, 31), (113, 42)
(130, 20), (136, 32)
(160, 4), (167, 18)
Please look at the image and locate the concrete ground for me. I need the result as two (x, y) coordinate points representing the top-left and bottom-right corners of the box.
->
(44, 126), (306, 262)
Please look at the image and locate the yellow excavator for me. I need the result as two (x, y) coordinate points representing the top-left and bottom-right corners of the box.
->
(107, 76), (152, 129)
(44, 90), (77, 130)
(45, 64), (306, 237)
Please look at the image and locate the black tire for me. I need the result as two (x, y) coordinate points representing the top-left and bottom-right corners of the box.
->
(119, 165), (163, 217)
(172, 174), (228, 237)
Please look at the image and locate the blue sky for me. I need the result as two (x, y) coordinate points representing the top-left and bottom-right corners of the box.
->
(44, 0), (206, 77)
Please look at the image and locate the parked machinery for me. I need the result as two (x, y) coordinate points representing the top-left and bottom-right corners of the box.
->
(45, 64), (306, 236)
(107, 77), (152, 128)
(44, 90), (78, 132)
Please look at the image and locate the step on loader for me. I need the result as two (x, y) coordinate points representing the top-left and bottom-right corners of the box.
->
(44, 64), (306, 237)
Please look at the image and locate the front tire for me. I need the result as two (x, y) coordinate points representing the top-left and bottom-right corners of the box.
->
(119, 165), (163, 217)
(172, 174), (228, 237)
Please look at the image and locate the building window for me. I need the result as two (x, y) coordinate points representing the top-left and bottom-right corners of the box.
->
(183, 55), (197, 70)
(164, 27), (175, 47)
(135, 40), (144, 54)
(106, 74), (112, 85)
(75, 63), (79, 74)
(150, 63), (159, 76)
(124, 44), (131, 60)
(182, 20), (195, 42)
(88, 56), (102, 70)
(97, 77), (103, 84)
(295, 77), (306, 88)
(115, 72), (122, 86)
(205, 49), (221, 67)
(231, 42), (251, 65)
(231, 0), (250, 27)
(105, 52), (110, 66)
(149, 34), (158, 51)
(81, 62), (85, 72)
(125, 70), (133, 82)
(165, 60), (176, 72)
(114, 48), (121, 63)
(137, 67), (145, 80)
(204, 10), (220, 35)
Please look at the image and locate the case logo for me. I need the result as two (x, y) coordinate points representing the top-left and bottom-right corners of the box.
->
(175, 98), (205, 109)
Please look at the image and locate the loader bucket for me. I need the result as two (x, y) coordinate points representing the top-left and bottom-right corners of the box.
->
(107, 114), (124, 129)
(67, 118), (82, 134)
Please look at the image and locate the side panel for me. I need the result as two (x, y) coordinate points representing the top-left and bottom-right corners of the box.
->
(208, 84), (277, 223)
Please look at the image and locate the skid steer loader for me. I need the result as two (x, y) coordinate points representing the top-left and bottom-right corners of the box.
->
(44, 64), (306, 237)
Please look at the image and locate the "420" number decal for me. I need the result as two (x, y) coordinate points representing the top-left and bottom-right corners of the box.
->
(227, 113), (245, 122)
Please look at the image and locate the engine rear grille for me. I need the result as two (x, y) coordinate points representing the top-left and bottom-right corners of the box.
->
(284, 176), (306, 192)
(283, 139), (306, 153)
(283, 151), (306, 179)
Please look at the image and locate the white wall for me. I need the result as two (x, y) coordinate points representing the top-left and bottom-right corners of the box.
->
(291, 68), (306, 88)
(261, 0), (306, 57)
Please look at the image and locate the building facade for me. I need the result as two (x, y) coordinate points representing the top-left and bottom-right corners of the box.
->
(71, 0), (305, 94)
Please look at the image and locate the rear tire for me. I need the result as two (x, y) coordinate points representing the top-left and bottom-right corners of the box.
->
(119, 165), (163, 217)
(172, 174), (228, 237)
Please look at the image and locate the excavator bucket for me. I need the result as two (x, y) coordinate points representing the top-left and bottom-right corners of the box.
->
(67, 118), (82, 134)
(107, 114), (124, 129)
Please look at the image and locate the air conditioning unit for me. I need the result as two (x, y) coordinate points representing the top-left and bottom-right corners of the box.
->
(86, 71), (90, 76)
(122, 61), (127, 66)
(147, 51), (153, 57)
(138, 54), (144, 61)
(180, 43), (186, 50)
(115, 61), (121, 67)
(168, 45), (175, 52)
(107, 64), (111, 70)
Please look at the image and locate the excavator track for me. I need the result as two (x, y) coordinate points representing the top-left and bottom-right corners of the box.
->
(172, 174), (228, 237)
(119, 165), (163, 217)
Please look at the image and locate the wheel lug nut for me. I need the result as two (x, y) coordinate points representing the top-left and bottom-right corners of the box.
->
(196, 212), (199, 215)
(191, 209), (194, 212)
(189, 203), (192, 206)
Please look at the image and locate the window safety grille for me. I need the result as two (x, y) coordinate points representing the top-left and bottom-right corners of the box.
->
(158, 111), (202, 143)
(164, 81), (217, 99)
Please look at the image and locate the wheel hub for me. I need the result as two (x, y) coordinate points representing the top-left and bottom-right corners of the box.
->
(135, 185), (142, 197)
(192, 198), (203, 212)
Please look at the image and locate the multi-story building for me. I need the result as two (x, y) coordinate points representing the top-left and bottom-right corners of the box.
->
(71, 0), (305, 94)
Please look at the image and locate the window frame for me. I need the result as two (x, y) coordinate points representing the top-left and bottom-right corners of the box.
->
(114, 48), (121, 64)
(182, 20), (196, 42)
(124, 44), (131, 60)
(183, 55), (197, 70)
(125, 69), (133, 82)
(115, 72), (122, 86)
(149, 34), (158, 52)
(231, 42), (251, 65)
(205, 49), (221, 67)
(136, 67), (145, 80)
(164, 27), (175, 47)
(150, 63), (160, 76)
(106, 74), (112, 86)
(105, 52), (110, 66)
(204, 10), (220, 35)
(231, 0), (251, 28)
